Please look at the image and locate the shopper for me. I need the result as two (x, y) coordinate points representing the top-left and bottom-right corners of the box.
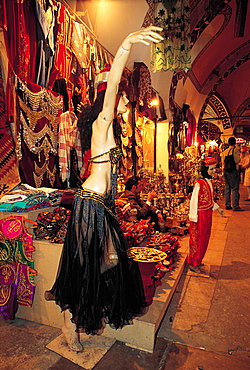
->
(240, 147), (250, 201)
(45, 27), (163, 352)
(221, 136), (243, 211)
(188, 157), (225, 273)
(239, 145), (249, 183)
(119, 176), (165, 230)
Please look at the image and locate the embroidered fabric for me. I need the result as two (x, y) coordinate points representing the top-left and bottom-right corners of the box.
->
(0, 262), (36, 320)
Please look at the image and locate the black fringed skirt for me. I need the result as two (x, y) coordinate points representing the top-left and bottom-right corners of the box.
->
(45, 188), (147, 334)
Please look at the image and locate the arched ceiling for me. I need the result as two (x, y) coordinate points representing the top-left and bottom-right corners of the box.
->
(188, 0), (250, 140)
(75, 0), (249, 140)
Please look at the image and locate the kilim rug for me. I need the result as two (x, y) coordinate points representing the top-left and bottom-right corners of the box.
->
(0, 64), (20, 198)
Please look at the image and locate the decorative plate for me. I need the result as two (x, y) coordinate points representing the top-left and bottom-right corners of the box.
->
(127, 247), (167, 262)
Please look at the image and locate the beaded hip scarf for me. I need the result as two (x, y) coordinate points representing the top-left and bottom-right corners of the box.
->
(75, 188), (116, 218)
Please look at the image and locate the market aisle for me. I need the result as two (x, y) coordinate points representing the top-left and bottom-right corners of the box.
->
(0, 186), (250, 370)
(158, 184), (250, 368)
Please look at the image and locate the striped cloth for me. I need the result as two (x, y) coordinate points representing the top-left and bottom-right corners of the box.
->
(58, 111), (83, 183)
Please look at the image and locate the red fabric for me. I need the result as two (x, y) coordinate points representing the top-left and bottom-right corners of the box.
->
(197, 179), (214, 210)
(49, 3), (71, 87)
(188, 208), (212, 267)
(1, 0), (37, 120)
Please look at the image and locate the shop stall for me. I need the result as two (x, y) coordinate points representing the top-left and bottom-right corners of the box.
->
(0, 0), (226, 354)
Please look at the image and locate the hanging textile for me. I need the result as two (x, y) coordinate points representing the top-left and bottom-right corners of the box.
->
(16, 79), (64, 189)
(0, 215), (37, 320)
(0, 0), (37, 83)
(34, 0), (56, 87)
(48, 3), (72, 88)
(133, 62), (153, 108)
(186, 108), (196, 146)
(151, 0), (192, 72)
(71, 20), (90, 69)
(0, 0), (37, 121)
(58, 111), (83, 184)
(142, 0), (154, 27)
(0, 64), (20, 197)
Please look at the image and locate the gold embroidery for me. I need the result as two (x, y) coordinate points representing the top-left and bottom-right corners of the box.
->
(0, 285), (11, 306)
(34, 162), (57, 188)
(19, 97), (60, 132)
(189, 222), (199, 256)
(198, 180), (213, 210)
(76, 189), (116, 217)
(17, 270), (34, 306)
(18, 81), (63, 114)
(0, 264), (15, 306)
(0, 241), (14, 263)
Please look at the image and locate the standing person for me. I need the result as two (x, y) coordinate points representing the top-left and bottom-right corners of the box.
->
(45, 27), (163, 352)
(239, 145), (248, 184)
(188, 157), (225, 273)
(221, 137), (244, 211)
(118, 176), (165, 230)
(240, 147), (250, 201)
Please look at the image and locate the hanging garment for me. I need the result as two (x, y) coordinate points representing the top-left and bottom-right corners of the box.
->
(16, 79), (64, 188)
(0, 0), (37, 122)
(48, 2), (72, 87)
(58, 111), (83, 184)
(71, 20), (90, 69)
(150, 0), (192, 72)
(0, 64), (20, 197)
(34, 0), (55, 87)
(0, 262), (36, 320)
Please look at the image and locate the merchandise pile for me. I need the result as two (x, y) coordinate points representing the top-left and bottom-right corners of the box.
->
(120, 218), (180, 270)
(146, 233), (180, 269)
(120, 219), (155, 246)
(34, 207), (71, 244)
(0, 216), (37, 320)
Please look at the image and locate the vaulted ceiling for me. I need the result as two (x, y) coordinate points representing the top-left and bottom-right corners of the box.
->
(75, 0), (250, 141)
(187, 0), (250, 141)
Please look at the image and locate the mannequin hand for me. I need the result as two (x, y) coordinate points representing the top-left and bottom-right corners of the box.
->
(122, 26), (163, 51)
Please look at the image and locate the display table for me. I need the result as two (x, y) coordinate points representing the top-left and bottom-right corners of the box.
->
(0, 209), (188, 353)
(0, 208), (64, 328)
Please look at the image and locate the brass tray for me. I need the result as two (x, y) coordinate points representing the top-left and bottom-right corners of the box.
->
(127, 247), (166, 262)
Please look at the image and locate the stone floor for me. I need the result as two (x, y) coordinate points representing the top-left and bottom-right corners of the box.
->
(0, 185), (250, 370)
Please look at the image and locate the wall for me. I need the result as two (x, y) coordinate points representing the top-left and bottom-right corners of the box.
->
(156, 120), (169, 177)
(74, 0), (173, 116)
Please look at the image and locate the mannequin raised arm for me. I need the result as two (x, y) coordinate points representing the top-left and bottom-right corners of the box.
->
(98, 26), (163, 125)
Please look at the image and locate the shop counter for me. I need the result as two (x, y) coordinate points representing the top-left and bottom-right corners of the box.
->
(0, 209), (188, 353)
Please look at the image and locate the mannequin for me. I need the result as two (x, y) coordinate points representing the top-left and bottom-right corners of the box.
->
(45, 26), (163, 352)
(188, 157), (225, 273)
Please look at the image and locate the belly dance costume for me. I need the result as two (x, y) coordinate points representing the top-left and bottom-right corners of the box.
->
(45, 147), (146, 334)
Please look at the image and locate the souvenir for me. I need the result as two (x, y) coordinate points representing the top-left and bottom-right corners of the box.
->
(0, 217), (23, 239)
(127, 247), (166, 262)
